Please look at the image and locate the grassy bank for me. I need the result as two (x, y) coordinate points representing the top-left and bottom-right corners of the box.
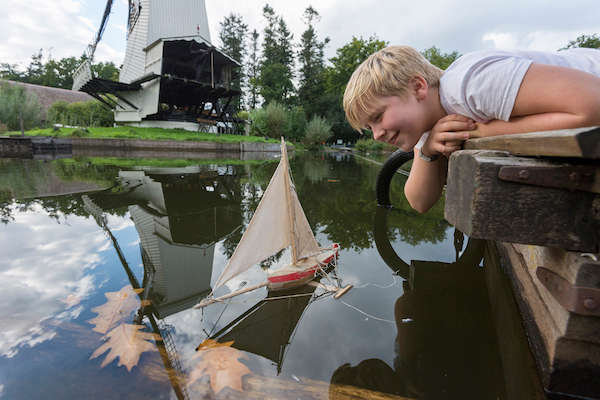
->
(9, 126), (279, 144)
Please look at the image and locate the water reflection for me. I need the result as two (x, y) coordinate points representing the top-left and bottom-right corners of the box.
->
(0, 153), (526, 399)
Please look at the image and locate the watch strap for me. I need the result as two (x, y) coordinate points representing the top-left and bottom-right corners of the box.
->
(418, 148), (440, 162)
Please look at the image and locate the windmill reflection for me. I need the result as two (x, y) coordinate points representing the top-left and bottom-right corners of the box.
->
(83, 165), (244, 400)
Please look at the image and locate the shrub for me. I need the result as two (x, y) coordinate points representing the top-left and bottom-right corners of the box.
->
(235, 110), (249, 120)
(303, 116), (332, 148)
(284, 106), (307, 142)
(354, 138), (386, 153)
(47, 101), (69, 125)
(70, 128), (90, 137)
(48, 100), (114, 127)
(0, 83), (42, 131)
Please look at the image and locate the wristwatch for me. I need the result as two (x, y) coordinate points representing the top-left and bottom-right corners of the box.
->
(418, 147), (440, 162)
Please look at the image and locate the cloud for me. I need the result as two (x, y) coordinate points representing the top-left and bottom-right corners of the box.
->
(203, 0), (600, 60)
(0, 204), (107, 358)
(0, 0), (123, 67)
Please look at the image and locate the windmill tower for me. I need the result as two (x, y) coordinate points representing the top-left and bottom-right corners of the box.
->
(74, 0), (240, 131)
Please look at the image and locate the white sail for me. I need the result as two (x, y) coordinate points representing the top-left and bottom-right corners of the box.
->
(290, 186), (320, 260)
(212, 140), (319, 290)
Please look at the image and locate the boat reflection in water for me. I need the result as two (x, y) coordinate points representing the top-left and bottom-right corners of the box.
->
(81, 165), (247, 399)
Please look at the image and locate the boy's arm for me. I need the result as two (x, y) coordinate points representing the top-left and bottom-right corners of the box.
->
(404, 149), (448, 214)
(404, 115), (474, 213)
(476, 63), (600, 137)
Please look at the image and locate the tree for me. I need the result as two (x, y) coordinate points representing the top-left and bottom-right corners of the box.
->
(92, 61), (120, 82)
(297, 6), (330, 118)
(560, 33), (600, 50)
(0, 83), (42, 133)
(0, 63), (25, 82)
(219, 13), (248, 111)
(322, 36), (387, 143)
(248, 30), (260, 109)
(25, 49), (45, 85)
(421, 46), (460, 70)
(259, 4), (295, 105)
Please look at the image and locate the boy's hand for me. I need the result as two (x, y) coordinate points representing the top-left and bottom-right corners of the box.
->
(423, 114), (476, 158)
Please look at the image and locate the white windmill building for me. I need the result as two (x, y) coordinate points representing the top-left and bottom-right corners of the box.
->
(73, 0), (240, 131)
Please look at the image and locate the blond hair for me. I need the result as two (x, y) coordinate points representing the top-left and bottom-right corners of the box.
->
(343, 45), (443, 131)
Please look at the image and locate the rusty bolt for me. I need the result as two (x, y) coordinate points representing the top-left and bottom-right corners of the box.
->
(518, 169), (529, 179)
(583, 298), (597, 310)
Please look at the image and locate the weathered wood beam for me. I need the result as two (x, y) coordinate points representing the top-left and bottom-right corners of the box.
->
(445, 150), (600, 252)
(496, 243), (600, 398)
(464, 126), (600, 158)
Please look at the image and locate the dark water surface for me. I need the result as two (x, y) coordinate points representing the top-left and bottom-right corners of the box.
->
(0, 152), (539, 399)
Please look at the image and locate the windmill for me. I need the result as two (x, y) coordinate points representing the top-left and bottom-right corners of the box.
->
(73, 0), (241, 132)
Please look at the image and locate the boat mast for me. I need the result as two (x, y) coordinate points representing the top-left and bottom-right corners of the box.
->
(281, 138), (298, 264)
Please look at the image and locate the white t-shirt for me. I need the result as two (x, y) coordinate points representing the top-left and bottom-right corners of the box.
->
(415, 48), (600, 150)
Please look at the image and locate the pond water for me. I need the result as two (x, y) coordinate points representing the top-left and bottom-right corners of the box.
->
(0, 151), (540, 399)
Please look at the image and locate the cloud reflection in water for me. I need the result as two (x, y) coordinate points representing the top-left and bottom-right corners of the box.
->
(0, 204), (108, 358)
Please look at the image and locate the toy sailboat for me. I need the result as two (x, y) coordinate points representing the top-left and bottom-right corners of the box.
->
(194, 138), (347, 309)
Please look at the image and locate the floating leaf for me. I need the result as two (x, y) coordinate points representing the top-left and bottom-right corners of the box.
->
(189, 345), (251, 394)
(90, 323), (162, 372)
(196, 338), (234, 351)
(88, 285), (145, 334)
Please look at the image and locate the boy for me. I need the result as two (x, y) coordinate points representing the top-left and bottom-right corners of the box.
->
(343, 46), (600, 213)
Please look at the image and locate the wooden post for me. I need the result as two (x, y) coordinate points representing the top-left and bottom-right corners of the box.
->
(445, 150), (600, 252)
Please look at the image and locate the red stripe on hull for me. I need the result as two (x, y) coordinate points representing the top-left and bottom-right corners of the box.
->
(267, 244), (339, 284)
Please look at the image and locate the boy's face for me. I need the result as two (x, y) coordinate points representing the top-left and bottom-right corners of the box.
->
(366, 94), (433, 151)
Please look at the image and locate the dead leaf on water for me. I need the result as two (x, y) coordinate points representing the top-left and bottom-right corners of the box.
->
(88, 285), (146, 334)
(196, 338), (234, 351)
(189, 345), (251, 394)
(90, 323), (162, 372)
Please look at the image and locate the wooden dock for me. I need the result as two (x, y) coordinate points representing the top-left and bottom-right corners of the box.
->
(445, 126), (600, 399)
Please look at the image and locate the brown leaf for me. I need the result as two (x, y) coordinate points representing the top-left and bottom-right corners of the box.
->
(196, 338), (234, 351)
(90, 323), (162, 372)
(88, 285), (145, 334)
(189, 346), (251, 394)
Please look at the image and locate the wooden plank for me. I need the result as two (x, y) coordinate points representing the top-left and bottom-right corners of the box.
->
(497, 242), (600, 398)
(445, 150), (600, 252)
(511, 244), (600, 345)
(464, 126), (600, 158)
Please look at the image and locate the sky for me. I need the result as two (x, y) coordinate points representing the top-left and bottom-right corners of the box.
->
(0, 0), (598, 70)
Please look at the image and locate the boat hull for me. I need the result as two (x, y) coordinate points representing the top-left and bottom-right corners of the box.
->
(267, 244), (339, 291)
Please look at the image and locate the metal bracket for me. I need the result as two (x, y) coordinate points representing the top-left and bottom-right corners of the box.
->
(498, 165), (599, 193)
(536, 267), (600, 317)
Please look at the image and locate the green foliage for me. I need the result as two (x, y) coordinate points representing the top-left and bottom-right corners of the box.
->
(47, 100), (114, 127)
(297, 6), (330, 119)
(247, 30), (261, 109)
(1, 49), (119, 90)
(249, 103), (308, 141)
(249, 101), (286, 138)
(70, 128), (90, 137)
(219, 13), (248, 111)
(236, 110), (249, 120)
(560, 33), (600, 50)
(322, 36), (387, 144)
(303, 115), (332, 147)
(0, 83), (42, 131)
(285, 106), (307, 141)
(354, 138), (385, 153)
(259, 4), (295, 105)
(421, 46), (461, 70)
(21, 126), (279, 143)
(324, 36), (387, 96)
